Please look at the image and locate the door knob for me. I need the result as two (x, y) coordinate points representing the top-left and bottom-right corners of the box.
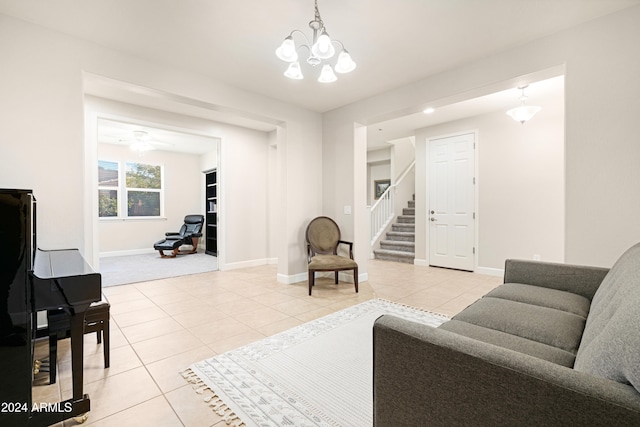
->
(430, 217), (437, 222)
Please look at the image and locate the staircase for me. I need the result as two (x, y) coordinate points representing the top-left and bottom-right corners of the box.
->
(373, 198), (415, 263)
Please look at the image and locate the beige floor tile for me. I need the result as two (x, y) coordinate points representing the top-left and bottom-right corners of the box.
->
(188, 317), (254, 345)
(70, 367), (161, 424)
(132, 330), (204, 365)
(147, 292), (201, 306)
(111, 306), (169, 328)
(255, 316), (305, 336)
(146, 346), (216, 393)
(271, 298), (323, 316)
(102, 288), (149, 305)
(172, 306), (229, 329)
(58, 345), (143, 392)
(108, 298), (158, 316)
(207, 330), (266, 354)
(120, 317), (185, 344)
(233, 306), (291, 329)
(79, 396), (182, 427)
(216, 297), (267, 316)
(165, 384), (225, 427)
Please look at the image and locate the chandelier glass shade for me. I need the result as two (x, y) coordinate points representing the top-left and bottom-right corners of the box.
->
(506, 85), (542, 124)
(275, 0), (356, 82)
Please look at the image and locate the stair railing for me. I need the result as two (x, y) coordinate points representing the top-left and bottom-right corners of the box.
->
(369, 161), (415, 246)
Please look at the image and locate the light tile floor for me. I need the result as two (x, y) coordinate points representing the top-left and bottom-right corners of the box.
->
(32, 260), (502, 426)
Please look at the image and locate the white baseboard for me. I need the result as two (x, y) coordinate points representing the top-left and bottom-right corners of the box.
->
(475, 266), (504, 277)
(414, 258), (503, 277)
(223, 258), (272, 271)
(100, 248), (156, 257)
(277, 272), (308, 284)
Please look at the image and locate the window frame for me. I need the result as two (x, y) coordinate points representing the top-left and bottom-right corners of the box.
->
(98, 159), (165, 220)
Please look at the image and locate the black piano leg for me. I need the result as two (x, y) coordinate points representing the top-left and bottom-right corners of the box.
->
(69, 312), (85, 401)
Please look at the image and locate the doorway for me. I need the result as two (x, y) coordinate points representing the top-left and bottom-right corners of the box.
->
(428, 132), (476, 271)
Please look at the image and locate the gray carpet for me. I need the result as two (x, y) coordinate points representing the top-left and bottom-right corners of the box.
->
(99, 251), (218, 287)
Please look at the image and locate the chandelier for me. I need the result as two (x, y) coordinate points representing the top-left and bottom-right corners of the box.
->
(275, 0), (356, 82)
(506, 85), (542, 124)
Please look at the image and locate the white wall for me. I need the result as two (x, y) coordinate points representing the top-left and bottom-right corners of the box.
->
(323, 5), (640, 270)
(0, 14), (322, 279)
(415, 107), (565, 272)
(97, 143), (204, 255)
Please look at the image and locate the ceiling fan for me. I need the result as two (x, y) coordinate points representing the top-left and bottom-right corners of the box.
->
(102, 129), (174, 152)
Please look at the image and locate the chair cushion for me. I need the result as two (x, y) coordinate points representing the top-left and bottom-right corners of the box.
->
(452, 297), (586, 353)
(308, 254), (357, 270)
(439, 319), (576, 367)
(485, 283), (591, 318)
(154, 238), (183, 250)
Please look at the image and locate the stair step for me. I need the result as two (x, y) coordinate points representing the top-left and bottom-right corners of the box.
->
(374, 249), (415, 264)
(380, 240), (415, 252)
(386, 231), (415, 242)
(403, 208), (415, 215)
(397, 215), (415, 224)
(392, 223), (415, 232)
(408, 200), (415, 208)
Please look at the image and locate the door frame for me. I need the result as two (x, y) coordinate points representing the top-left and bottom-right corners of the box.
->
(425, 130), (479, 271)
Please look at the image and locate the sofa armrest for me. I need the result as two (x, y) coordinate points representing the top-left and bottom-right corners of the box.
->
(504, 259), (609, 300)
(373, 315), (640, 427)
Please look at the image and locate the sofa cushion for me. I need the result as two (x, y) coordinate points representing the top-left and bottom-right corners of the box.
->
(439, 319), (576, 367)
(485, 283), (591, 318)
(452, 297), (586, 353)
(575, 243), (640, 392)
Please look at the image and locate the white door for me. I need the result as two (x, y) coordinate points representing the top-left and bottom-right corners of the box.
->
(428, 133), (475, 271)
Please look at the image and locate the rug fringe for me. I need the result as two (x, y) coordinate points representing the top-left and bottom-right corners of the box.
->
(181, 368), (246, 426)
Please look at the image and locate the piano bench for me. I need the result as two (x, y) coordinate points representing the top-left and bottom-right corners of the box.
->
(47, 301), (111, 384)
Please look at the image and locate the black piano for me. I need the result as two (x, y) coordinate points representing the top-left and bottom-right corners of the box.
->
(0, 189), (101, 426)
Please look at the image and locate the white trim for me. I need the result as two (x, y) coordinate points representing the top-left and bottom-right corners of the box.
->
(476, 267), (504, 277)
(223, 258), (272, 271)
(277, 272), (308, 284)
(413, 258), (429, 267)
(100, 248), (157, 257)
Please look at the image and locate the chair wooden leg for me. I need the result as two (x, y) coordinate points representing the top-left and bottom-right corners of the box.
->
(354, 267), (359, 293)
(335, 271), (339, 284)
(309, 270), (315, 295)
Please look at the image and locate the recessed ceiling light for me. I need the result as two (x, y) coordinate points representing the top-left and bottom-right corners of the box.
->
(423, 107), (435, 114)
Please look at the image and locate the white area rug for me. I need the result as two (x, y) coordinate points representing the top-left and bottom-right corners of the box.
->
(100, 252), (218, 287)
(183, 299), (448, 427)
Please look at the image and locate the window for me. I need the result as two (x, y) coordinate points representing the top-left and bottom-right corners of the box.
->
(98, 160), (163, 218)
(126, 162), (162, 217)
(98, 160), (119, 217)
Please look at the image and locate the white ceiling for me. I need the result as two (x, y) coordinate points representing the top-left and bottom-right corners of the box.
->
(1, 0), (637, 114)
(1, 1), (636, 153)
(98, 119), (219, 155)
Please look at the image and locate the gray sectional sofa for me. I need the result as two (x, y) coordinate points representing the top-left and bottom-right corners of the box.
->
(373, 243), (640, 426)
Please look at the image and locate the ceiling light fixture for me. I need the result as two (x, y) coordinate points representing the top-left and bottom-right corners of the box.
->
(275, 0), (356, 82)
(130, 130), (154, 152)
(506, 85), (542, 124)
